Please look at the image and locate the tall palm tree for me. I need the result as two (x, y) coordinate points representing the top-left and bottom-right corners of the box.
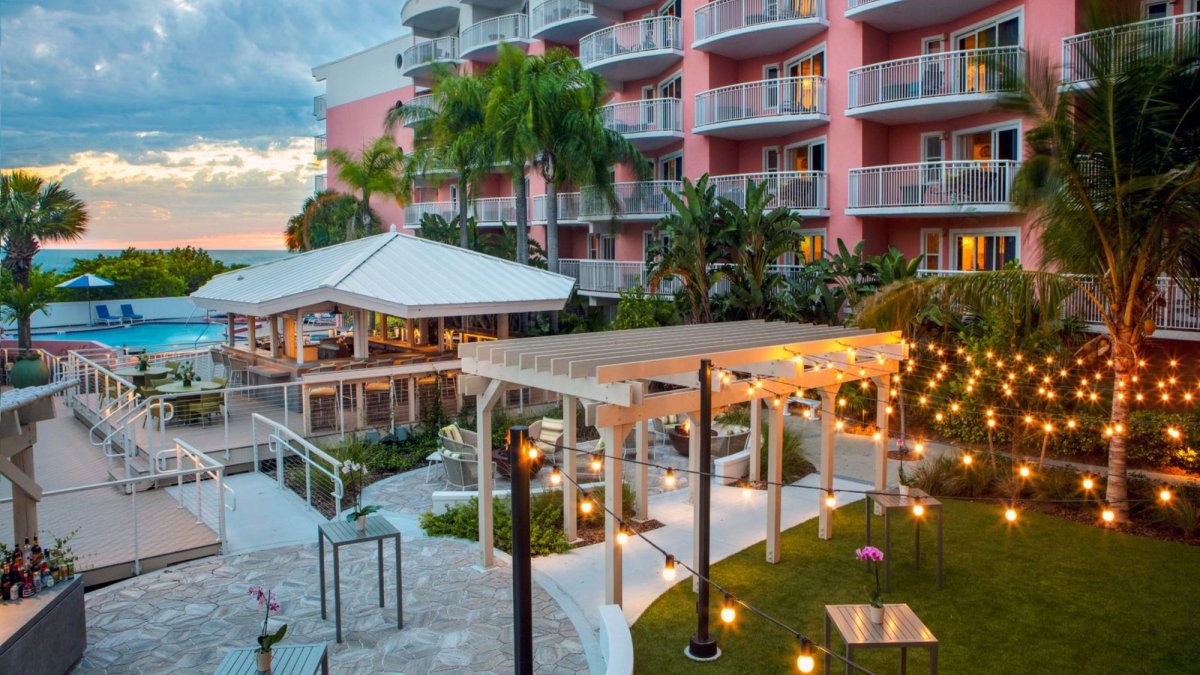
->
(320, 136), (409, 241)
(718, 180), (803, 319)
(386, 68), (493, 249)
(284, 191), (372, 252)
(484, 45), (541, 265)
(856, 12), (1200, 520)
(647, 176), (725, 324)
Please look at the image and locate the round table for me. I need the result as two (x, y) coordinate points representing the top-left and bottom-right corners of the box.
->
(113, 366), (170, 385)
(156, 380), (223, 394)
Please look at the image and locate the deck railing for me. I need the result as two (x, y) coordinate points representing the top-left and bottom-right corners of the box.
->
(1062, 11), (1200, 84)
(252, 413), (344, 519)
(848, 160), (1018, 209)
(695, 76), (826, 128)
(848, 46), (1025, 109)
(601, 98), (683, 136)
(580, 180), (682, 219)
(403, 36), (459, 69)
(694, 0), (823, 42)
(1062, 275), (1200, 333)
(460, 14), (529, 56)
(532, 0), (595, 32)
(313, 95), (326, 120)
(533, 192), (583, 222)
(560, 259), (817, 295)
(709, 171), (828, 211)
(580, 16), (682, 67)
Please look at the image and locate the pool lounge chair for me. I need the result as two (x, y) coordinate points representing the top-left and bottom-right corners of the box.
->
(120, 304), (145, 323)
(95, 305), (122, 326)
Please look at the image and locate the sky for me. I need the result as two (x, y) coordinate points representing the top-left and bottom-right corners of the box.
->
(1, 0), (404, 249)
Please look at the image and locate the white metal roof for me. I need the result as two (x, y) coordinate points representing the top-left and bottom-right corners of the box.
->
(191, 232), (576, 318)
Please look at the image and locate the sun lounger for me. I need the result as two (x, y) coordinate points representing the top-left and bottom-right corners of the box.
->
(120, 304), (144, 323)
(95, 305), (122, 326)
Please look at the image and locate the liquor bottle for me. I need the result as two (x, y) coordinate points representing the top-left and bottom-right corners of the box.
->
(41, 562), (53, 589)
(31, 537), (42, 566)
(12, 542), (22, 566)
(22, 538), (31, 565)
(20, 567), (34, 598)
(31, 564), (41, 594)
(1, 564), (10, 600)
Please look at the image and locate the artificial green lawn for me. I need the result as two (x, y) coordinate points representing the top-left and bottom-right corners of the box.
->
(631, 500), (1200, 674)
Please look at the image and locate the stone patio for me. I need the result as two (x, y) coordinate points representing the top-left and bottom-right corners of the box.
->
(78, 535), (588, 674)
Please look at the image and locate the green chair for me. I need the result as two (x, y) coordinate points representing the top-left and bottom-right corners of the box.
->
(190, 392), (224, 426)
(212, 375), (228, 387)
(148, 376), (173, 390)
(164, 360), (181, 374)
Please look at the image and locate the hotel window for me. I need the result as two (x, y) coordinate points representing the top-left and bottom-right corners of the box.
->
(589, 234), (616, 260)
(658, 153), (683, 182)
(954, 125), (1018, 162)
(786, 50), (824, 110)
(780, 230), (825, 265)
(956, 14), (1020, 92)
(763, 147), (780, 173)
(1142, 1), (1170, 19)
(659, 73), (681, 100)
(953, 231), (1017, 271)
(920, 229), (942, 270)
(787, 141), (825, 173)
(643, 230), (670, 261)
(658, 0), (680, 17)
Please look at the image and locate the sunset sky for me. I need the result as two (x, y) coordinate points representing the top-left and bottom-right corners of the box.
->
(1, 0), (404, 249)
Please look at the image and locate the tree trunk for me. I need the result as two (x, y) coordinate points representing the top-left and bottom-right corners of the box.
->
(513, 175), (529, 266)
(1106, 350), (1134, 522)
(458, 176), (470, 249)
(17, 315), (32, 352)
(545, 174), (559, 274)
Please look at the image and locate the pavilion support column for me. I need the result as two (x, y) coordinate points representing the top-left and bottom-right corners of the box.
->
(476, 379), (505, 567)
(437, 317), (446, 353)
(818, 385), (839, 540)
(268, 314), (279, 357)
(294, 309), (305, 366)
(873, 376), (890, 492)
(634, 419), (649, 520)
(600, 423), (629, 607)
(497, 313), (509, 340)
(562, 395), (579, 542)
(227, 313), (236, 347)
(354, 309), (369, 359)
(749, 398), (762, 483)
(766, 397), (784, 563)
(247, 316), (257, 352)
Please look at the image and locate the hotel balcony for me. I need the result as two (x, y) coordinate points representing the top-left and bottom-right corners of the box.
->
(401, 0), (461, 34)
(404, 201), (457, 226)
(402, 94), (437, 129)
(580, 180), (681, 221)
(694, 77), (828, 139)
(559, 258), (815, 297)
(843, 0), (1003, 32)
(600, 98), (683, 151)
(533, 193), (587, 225)
(846, 47), (1024, 124)
(531, 0), (616, 43)
(459, 14), (532, 63)
(1062, 11), (1200, 86)
(846, 160), (1018, 217)
(710, 171), (828, 217)
(404, 197), (519, 227)
(693, 0), (827, 59)
(400, 37), (460, 85)
(314, 134), (326, 155)
(313, 95), (326, 121)
(579, 17), (683, 84)
(314, 173), (327, 194)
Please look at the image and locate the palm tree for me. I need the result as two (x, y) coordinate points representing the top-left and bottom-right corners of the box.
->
(386, 68), (493, 249)
(718, 180), (803, 319)
(320, 136), (409, 241)
(647, 176), (725, 324)
(856, 12), (1200, 520)
(484, 45), (540, 265)
(284, 191), (374, 252)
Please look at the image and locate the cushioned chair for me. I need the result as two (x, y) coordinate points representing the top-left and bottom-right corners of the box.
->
(442, 451), (495, 491)
(119, 304), (144, 323)
(190, 392), (223, 426)
(95, 305), (121, 326)
(212, 375), (228, 387)
(528, 418), (564, 459)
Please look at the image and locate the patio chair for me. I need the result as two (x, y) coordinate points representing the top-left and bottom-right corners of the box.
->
(190, 392), (224, 426)
(364, 381), (393, 427)
(528, 418), (564, 459)
(442, 451), (495, 491)
(95, 305), (122, 326)
(164, 360), (181, 374)
(309, 387), (338, 432)
(212, 375), (228, 387)
(120, 304), (145, 323)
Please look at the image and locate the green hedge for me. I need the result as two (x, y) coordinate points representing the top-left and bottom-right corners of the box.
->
(419, 491), (573, 556)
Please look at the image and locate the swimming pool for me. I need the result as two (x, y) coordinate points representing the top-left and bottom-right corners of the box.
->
(34, 322), (227, 351)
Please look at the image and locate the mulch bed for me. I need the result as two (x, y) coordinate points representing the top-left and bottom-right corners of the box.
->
(575, 518), (664, 547)
(1022, 501), (1200, 546)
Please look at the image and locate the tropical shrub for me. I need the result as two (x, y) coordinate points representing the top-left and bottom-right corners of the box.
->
(419, 493), (573, 556)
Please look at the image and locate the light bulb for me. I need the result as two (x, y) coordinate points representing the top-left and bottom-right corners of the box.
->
(872, 431), (882, 441)
(580, 499), (594, 515)
(987, 419), (996, 428)
(742, 485), (753, 499)
(1102, 509), (1115, 523)
(590, 455), (603, 472)
(1160, 489), (1172, 503)
(914, 443), (924, 454)
(774, 397), (782, 408)
(1019, 466), (1031, 478)
(662, 555), (676, 581)
(962, 454), (974, 466)
(1005, 508), (1018, 522)
(797, 639), (815, 673)
(1082, 477), (1095, 490)
(1167, 427), (1182, 440)
(616, 529), (629, 546)
(550, 468), (562, 485)
(802, 409), (811, 419)
(664, 468), (677, 488)
(824, 492), (836, 508)
(527, 446), (539, 460)
(835, 420), (845, 431)
(912, 501), (925, 517)
(720, 594), (736, 624)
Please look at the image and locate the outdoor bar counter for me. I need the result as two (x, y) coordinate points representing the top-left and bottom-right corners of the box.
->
(0, 575), (86, 674)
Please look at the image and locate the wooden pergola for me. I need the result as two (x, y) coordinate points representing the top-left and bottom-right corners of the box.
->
(460, 320), (907, 607)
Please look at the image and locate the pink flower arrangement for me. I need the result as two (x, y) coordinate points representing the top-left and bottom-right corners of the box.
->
(855, 546), (884, 563)
(247, 585), (287, 653)
(855, 546), (885, 608)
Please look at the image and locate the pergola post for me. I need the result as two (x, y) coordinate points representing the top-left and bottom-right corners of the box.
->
(247, 316), (257, 352)
(476, 379), (505, 567)
(268, 314), (279, 357)
(818, 385), (839, 540)
(497, 313), (509, 340)
(765, 397), (784, 563)
(226, 313), (236, 347)
(634, 418), (649, 520)
(437, 317), (446, 352)
(749, 398), (762, 482)
(562, 394), (579, 542)
(294, 309), (305, 365)
(354, 309), (369, 359)
(873, 376), (890, 491)
(600, 423), (629, 606)
(686, 411), (700, 505)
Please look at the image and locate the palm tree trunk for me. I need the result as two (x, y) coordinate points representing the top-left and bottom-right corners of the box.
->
(513, 175), (529, 266)
(458, 175), (470, 249)
(17, 315), (32, 352)
(546, 178), (559, 274)
(1106, 346), (1134, 522)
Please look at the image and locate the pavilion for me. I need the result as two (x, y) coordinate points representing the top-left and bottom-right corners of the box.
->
(459, 320), (907, 607)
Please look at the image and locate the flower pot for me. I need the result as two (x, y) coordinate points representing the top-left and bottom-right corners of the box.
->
(869, 604), (884, 624)
(10, 356), (50, 388)
(898, 485), (910, 498)
(256, 649), (272, 672)
(356, 515), (367, 532)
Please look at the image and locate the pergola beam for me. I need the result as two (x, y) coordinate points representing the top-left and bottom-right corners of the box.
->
(461, 357), (638, 407)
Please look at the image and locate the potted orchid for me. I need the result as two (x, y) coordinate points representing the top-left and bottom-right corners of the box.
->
(247, 585), (286, 671)
(341, 460), (379, 531)
(856, 545), (885, 623)
(136, 354), (150, 372)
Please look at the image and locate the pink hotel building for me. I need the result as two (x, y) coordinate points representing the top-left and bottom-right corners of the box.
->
(312, 0), (1199, 311)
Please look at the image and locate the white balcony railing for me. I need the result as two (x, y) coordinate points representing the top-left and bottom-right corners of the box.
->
(579, 16), (682, 67)
(710, 171), (828, 211)
(846, 0), (883, 7)
(695, 77), (826, 128)
(560, 259), (818, 296)
(580, 180), (682, 219)
(532, 0), (595, 32)
(848, 160), (1018, 210)
(402, 36), (460, 70)
(473, 196), (520, 223)
(314, 174), (327, 193)
(1063, 276), (1200, 333)
(404, 201), (457, 225)
(533, 192), (583, 222)
(848, 46), (1025, 109)
(314, 134), (326, 155)
(694, 0), (823, 43)
(1062, 11), (1200, 84)
(313, 95), (326, 120)
(460, 14), (529, 56)
(601, 98), (683, 136)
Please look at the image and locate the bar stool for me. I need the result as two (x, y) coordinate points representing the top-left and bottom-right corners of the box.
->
(364, 381), (392, 427)
(309, 387), (338, 432)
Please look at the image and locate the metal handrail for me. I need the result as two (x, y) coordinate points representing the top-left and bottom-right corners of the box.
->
(695, 76), (826, 128)
(460, 13), (529, 56)
(601, 98), (683, 135)
(848, 160), (1019, 209)
(694, 0), (823, 42)
(251, 412), (344, 518)
(848, 46), (1025, 109)
(579, 16), (682, 66)
(580, 180), (682, 218)
(533, 192), (583, 222)
(403, 36), (460, 69)
(532, 0), (595, 32)
(709, 170), (828, 211)
(1062, 11), (1200, 84)
(314, 95), (326, 120)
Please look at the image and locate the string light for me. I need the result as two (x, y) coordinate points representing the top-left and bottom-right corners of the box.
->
(661, 554), (677, 581)
(664, 468), (677, 488)
(1167, 427), (1182, 440)
(616, 527), (630, 546)
(1160, 489), (1172, 503)
(580, 498), (594, 515)
(912, 498), (925, 517)
(721, 593), (736, 624)
(1082, 477), (1095, 491)
(824, 491), (837, 508)
(1019, 465), (1032, 478)
(962, 453), (974, 466)
(835, 420), (845, 431)
(797, 639), (815, 673)
(1005, 507), (1019, 523)
(1102, 508), (1115, 523)
(590, 454), (603, 472)
(527, 445), (539, 460)
(549, 466), (562, 485)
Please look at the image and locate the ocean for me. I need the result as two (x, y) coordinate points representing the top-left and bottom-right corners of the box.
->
(32, 248), (291, 273)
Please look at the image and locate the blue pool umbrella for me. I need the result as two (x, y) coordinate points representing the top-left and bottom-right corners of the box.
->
(56, 274), (115, 325)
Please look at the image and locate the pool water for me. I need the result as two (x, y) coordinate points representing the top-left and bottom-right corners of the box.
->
(34, 322), (227, 351)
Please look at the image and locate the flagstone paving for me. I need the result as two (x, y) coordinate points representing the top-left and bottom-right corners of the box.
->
(78, 536), (588, 674)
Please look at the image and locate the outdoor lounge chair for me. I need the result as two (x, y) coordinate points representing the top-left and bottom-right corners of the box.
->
(442, 451), (495, 491)
(120, 304), (144, 323)
(95, 305), (122, 326)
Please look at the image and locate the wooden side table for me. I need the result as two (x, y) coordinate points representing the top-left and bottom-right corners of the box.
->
(865, 488), (944, 591)
(318, 515), (403, 643)
(214, 643), (328, 674)
(824, 604), (938, 675)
